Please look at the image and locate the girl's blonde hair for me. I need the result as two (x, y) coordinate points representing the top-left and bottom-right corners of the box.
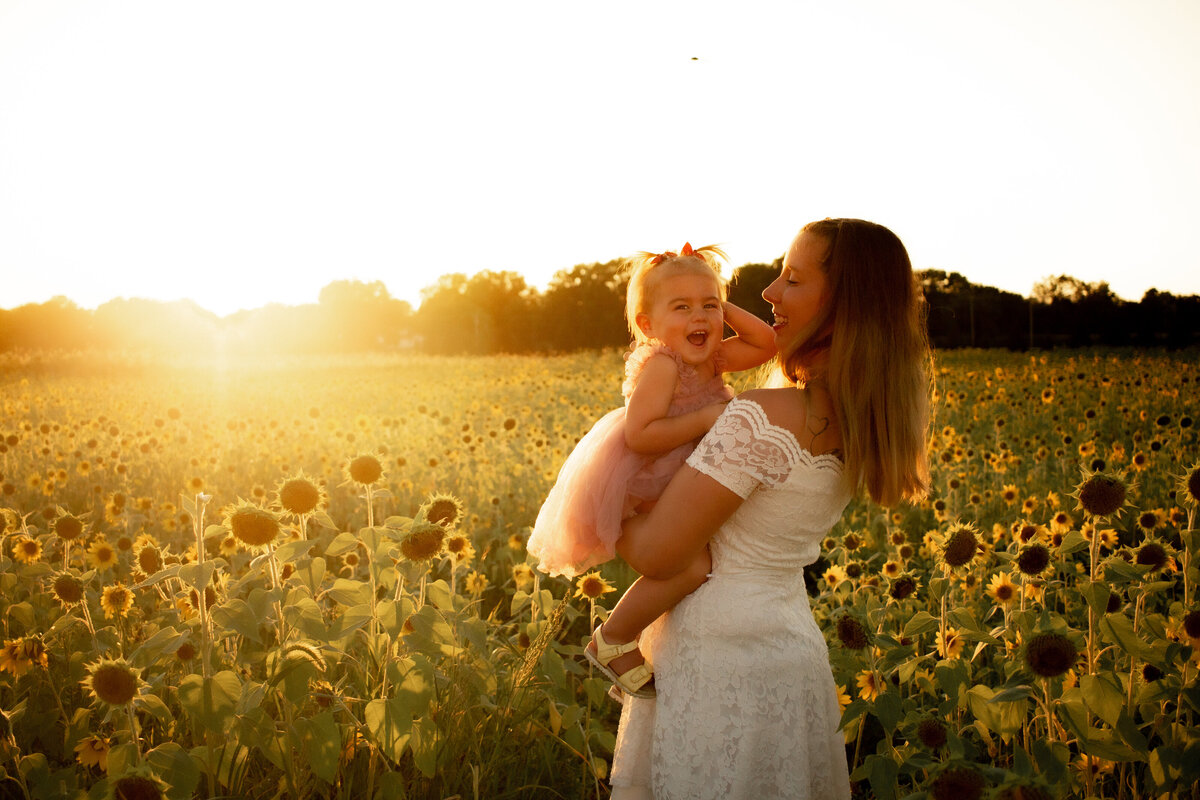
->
(780, 219), (931, 507)
(624, 244), (728, 344)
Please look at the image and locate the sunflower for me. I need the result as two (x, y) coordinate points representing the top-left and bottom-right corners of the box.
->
(74, 734), (112, 772)
(132, 544), (164, 581)
(87, 538), (119, 571)
(986, 572), (1018, 607)
(929, 766), (986, 800)
(52, 573), (85, 606)
(823, 564), (848, 589)
(223, 501), (281, 549)
(939, 523), (980, 570)
(421, 492), (465, 530)
(1073, 469), (1130, 519)
(915, 717), (948, 750)
(275, 473), (325, 518)
(82, 657), (143, 707)
(574, 571), (616, 600)
(936, 626), (965, 659)
(1024, 632), (1077, 678)
(836, 615), (870, 650)
(100, 584), (134, 619)
(444, 534), (475, 566)
(1048, 511), (1074, 534)
(108, 765), (169, 800)
(218, 534), (240, 557)
(855, 669), (882, 702)
(11, 535), (42, 564)
(464, 570), (489, 596)
(835, 684), (851, 713)
(398, 521), (446, 563)
(0, 636), (48, 677)
(344, 454), (384, 487)
(888, 573), (919, 602)
(1016, 543), (1051, 577)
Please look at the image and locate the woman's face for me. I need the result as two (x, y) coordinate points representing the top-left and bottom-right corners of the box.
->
(762, 231), (830, 354)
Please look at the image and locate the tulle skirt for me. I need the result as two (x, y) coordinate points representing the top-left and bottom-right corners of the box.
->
(527, 407), (695, 578)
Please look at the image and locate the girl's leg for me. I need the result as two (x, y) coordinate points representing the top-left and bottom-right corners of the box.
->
(588, 546), (711, 677)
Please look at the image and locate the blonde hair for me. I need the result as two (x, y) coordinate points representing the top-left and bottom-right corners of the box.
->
(624, 244), (728, 344)
(780, 219), (931, 507)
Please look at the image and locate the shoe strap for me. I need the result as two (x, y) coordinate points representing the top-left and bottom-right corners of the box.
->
(594, 626), (640, 662)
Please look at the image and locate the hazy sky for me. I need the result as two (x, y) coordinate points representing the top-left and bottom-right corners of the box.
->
(2, 0), (1197, 316)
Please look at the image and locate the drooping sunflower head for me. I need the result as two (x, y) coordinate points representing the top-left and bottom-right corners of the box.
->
(1134, 539), (1173, 573)
(929, 766), (986, 800)
(82, 657), (143, 708)
(835, 614), (870, 650)
(107, 764), (169, 800)
(1178, 461), (1200, 509)
(223, 501), (281, 549)
(888, 573), (919, 602)
(1024, 632), (1078, 678)
(1073, 468), (1130, 519)
(52, 573), (85, 606)
(133, 544), (164, 580)
(344, 454), (384, 487)
(915, 716), (947, 750)
(420, 492), (465, 530)
(275, 474), (326, 517)
(398, 521), (446, 563)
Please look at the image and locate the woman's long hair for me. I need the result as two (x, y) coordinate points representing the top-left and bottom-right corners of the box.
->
(781, 218), (931, 507)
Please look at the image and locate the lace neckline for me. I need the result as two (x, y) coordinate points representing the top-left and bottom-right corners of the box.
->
(727, 396), (845, 473)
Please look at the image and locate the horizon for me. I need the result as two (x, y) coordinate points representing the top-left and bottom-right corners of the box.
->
(2, 1), (1198, 317)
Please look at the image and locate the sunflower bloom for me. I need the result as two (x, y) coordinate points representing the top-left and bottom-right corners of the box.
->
(11, 535), (42, 564)
(74, 735), (111, 772)
(87, 538), (119, 571)
(936, 626), (965, 659)
(0, 636), (48, 677)
(574, 571), (616, 600)
(81, 657), (143, 708)
(100, 584), (134, 619)
(855, 669), (882, 702)
(512, 563), (535, 591)
(986, 572), (1018, 607)
(464, 570), (489, 596)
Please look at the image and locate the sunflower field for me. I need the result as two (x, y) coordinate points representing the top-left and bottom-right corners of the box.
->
(0, 347), (1197, 800)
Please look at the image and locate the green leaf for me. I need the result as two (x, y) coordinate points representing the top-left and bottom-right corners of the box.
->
(1114, 708), (1148, 752)
(872, 691), (903, 731)
(410, 715), (439, 778)
(329, 603), (373, 640)
(296, 710), (341, 784)
(282, 597), (327, 640)
(327, 578), (371, 607)
(135, 694), (174, 727)
(128, 625), (186, 667)
(177, 561), (216, 592)
(1100, 613), (1154, 660)
(967, 684), (1027, 735)
(297, 556), (327, 596)
(902, 611), (940, 638)
(210, 598), (265, 644)
(323, 531), (360, 557)
(145, 742), (201, 800)
(1058, 530), (1089, 556)
(177, 670), (242, 733)
(989, 685), (1035, 703)
(364, 697), (412, 764)
(1080, 673), (1124, 727)
(273, 539), (312, 564)
(1032, 738), (1070, 786)
(1079, 580), (1111, 617)
(424, 579), (454, 610)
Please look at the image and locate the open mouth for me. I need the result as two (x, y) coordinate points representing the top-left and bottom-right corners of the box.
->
(687, 330), (709, 347)
(772, 314), (787, 331)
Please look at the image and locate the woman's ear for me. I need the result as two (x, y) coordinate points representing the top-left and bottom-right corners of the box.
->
(635, 313), (653, 338)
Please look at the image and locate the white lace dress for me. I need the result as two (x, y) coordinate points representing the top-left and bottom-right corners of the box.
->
(609, 396), (853, 800)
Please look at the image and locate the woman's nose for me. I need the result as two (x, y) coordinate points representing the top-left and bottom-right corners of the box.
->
(762, 279), (778, 304)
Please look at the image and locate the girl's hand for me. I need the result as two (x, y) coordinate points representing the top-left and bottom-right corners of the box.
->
(718, 302), (776, 373)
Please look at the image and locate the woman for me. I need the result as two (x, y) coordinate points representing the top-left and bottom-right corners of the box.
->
(607, 218), (931, 800)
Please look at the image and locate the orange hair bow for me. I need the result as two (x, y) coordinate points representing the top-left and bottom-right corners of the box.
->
(649, 242), (695, 265)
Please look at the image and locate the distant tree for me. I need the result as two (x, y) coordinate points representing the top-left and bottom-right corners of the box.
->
(415, 271), (533, 354)
(318, 280), (412, 351)
(727, 261), (777, 325)
(537, 260), (628, 351)
(0, 297), (92, 351)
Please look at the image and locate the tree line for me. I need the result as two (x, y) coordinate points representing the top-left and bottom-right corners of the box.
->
(1, 261), (1196, 356)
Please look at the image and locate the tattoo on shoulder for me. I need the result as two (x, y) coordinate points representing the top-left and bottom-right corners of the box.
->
(807, 415), (830, 438)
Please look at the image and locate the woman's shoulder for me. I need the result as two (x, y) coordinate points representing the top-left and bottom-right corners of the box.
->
(731, 387), (842, 460)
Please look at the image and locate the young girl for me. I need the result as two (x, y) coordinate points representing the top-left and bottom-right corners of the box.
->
(527, 243), (776, 697)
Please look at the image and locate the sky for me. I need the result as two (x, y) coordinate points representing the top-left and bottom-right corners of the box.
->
(1, 0), (1198, 317)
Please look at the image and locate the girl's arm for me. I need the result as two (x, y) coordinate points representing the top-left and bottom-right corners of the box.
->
(719, 301), (777, 373)
(624, 354), (726, 454)
(618, 465), (743, 579)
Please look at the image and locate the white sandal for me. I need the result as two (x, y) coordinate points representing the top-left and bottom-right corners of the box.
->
(585, 625), (655, 699)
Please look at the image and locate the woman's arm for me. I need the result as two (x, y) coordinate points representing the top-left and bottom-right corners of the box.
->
(624, 355), (726, 454)
(617, 465), (744, 579)
(718, 301), (777, 373)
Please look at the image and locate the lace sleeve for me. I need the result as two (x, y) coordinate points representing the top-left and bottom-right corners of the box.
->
(684, 398), (798, 498)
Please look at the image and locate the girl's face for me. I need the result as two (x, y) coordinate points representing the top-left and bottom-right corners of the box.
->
(636, 272), (724, 366)
(762, 231), (830, 354)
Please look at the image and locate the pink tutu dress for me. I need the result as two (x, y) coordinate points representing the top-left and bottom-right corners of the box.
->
(527, 342), (734, 578)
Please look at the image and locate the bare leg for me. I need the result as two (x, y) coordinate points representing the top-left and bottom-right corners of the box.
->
(587, 547), (711, 677)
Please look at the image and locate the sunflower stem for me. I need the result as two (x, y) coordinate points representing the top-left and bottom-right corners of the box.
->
(125, 702), (142, 765)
